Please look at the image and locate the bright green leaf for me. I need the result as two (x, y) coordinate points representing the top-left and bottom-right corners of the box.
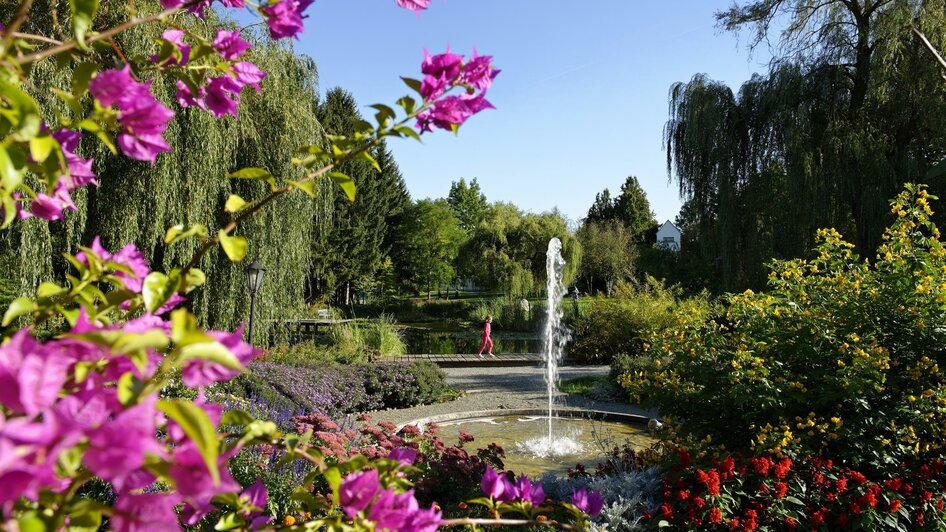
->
(69, 0), (100, 45)
(287, 179), (317, 197)
(218, 231), (247, 262)
(164, 223), (208, 245)
(2, 297), (33, 326)
(28, 136), (58, 163)
(158, 399), (220, 484)
(401, 77), (422, 94)
(229, 167), (273, 180)
(328, 172), (356, 201)
(142, 271), (173, 314)
(72, 62), (99, 97)
(224, 194), (247, 213)
(178, 341), (244, 372)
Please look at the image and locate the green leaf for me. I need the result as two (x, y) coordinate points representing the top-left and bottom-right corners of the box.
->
(394, 124), (422, 142)
(0, 145), (25, 190)
(36, 281), (67, 300)
(183, 268), (206, 291)
(323, 467), (342, 509)
(72, 62), (99, 98)
(229, 167), (273, 180)
(3, 297), (33, 326)
(220, 409), (254, 426)
(142, 271), (173, 314)
(224, 194), (247, 213)
(117, 372), (143, 405)
(784, 496), (804, 506)
(69, 0), (100, 45)
(0, 80), (42, 140)
(28, 136), (58, 163)
(396, 96), (417, 116)
(178, 341), (244, 372)
(214, 513), (245, 531)
(218, 231), (247, 262)
(401, 77), (422, 94)
(329, 172), (356, 202)
(164, 223), (208, 245)
(286, 179), (317, 197)
(158, 399), (220, 484)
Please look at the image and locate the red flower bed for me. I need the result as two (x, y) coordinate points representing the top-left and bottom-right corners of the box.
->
(648, 449), (946, 530)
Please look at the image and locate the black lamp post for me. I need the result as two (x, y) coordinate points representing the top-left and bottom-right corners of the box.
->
(244, 259), (266, 345)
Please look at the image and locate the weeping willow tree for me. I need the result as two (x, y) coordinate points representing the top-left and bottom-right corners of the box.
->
(666, 0), (946, 291)
(1, 0), (334, 339)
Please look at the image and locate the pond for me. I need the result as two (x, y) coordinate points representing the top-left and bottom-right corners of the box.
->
(400, 322), (542, 354)
(437, 415), (653, 476)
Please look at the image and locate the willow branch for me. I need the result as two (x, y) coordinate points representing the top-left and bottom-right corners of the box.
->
(440, 517), (575, 529)
(914, 28), (946, 73)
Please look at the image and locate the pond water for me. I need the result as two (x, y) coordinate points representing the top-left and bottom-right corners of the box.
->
(437, 415), (653, 476)
(401, 324), (542, 354)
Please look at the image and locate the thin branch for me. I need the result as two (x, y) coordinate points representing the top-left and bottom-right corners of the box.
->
(13, 4), (185, 65)
(1, 0), (36, 54)
(11, 32), (63, 45)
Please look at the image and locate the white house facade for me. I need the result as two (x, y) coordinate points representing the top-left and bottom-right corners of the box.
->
(656, 220), (681, 251)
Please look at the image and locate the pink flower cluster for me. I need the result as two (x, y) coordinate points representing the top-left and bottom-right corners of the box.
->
(338, 452), (443, 531)
(151, 29), (267, 119)
(18, 128), (98, 221)
(415, 48), (499, 133)
(480, 466), (546, 506)
(0, 238), (262, 529)
(89, 66), (174, 163)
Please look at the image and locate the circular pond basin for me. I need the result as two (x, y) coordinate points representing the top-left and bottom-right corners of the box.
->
(434, 412), (654, 476)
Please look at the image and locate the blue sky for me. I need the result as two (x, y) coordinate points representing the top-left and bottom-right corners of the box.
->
(290, 1), (772, 225)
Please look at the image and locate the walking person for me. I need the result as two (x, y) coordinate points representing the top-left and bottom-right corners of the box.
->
(477, 315), (494, 357)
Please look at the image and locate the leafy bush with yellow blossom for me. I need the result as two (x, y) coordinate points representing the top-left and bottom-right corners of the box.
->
(625, 184), (946, 477)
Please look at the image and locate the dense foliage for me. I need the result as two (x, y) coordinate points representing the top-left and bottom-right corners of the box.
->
(666, 0), (946, 292)
(569, 279), (709, 364)
(622, 185), (946, 529)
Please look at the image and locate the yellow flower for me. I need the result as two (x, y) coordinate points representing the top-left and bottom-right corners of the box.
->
(283, 515), (296, 526)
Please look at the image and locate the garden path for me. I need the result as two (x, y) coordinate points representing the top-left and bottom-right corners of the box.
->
(365, 364), (657, 426)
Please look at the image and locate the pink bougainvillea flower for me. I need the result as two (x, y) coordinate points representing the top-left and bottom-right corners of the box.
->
(401, 503), (444, 532)
(176, 80), (205, 109)
(153, 29), (191, 66)
(75, 236), (151, 294)
(395, 0), (430, 12)
(261, 0), (314, 40)
(232, 62), (267, 91)
(368, 489), (419, 530)
(169, 442), (241, 512)
(419, 75), (447, 102)
(0, 329), (73, 416)
(421, 48), (463, 81)
(180, 325), (260, 386)
(459, 50), (500, 91)
(388, 447), (418, 466)
(237, 478), (274, 528)
(480, 466), (505, 500)
(204, 76), (242, 118)
(25, 182), (76, 221)
(212, 29), (251, 60)
(339, 469), (380, 517)
(50, 129), (97, 189)
(89, 66), (174, 163)
(110, 493), (182, 532)
(84, 398), (165, 489)
(571, 486), (605, 517)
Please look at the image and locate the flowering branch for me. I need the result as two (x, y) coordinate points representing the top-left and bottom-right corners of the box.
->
(440, 517), (577, 529)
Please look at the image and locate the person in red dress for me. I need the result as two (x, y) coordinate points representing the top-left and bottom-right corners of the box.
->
(477, 315), (494, 357)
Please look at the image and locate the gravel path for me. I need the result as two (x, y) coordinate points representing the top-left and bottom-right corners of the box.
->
(366, 364), (657, 426)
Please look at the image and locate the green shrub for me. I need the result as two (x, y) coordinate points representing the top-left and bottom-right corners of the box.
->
(569, 278), (709, 364)
(626, 184), (946, 478)
(469, 297), (543, 331)
(363, 314), (406, 357)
